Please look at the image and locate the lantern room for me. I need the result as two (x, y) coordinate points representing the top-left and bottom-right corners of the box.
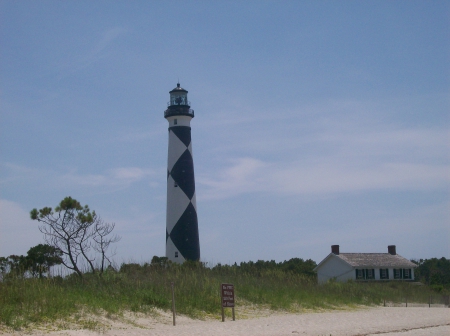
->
(164, 83), (194, 119)
(169, 83), (189, 106)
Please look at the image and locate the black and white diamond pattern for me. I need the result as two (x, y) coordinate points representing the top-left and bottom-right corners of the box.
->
(166, 125), (200, 262)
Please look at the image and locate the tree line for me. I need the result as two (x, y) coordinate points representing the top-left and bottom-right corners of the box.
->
(211, 258), (317, 277)
(0, 244), (62, 279)
(1, 197), (449, 290)
(413, 258), (450, 292)
(116, 257), (318, 279)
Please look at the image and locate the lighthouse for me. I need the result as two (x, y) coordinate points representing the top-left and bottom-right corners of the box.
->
(164, 83), (200, 263)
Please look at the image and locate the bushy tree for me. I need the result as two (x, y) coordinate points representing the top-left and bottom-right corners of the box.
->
(0, 244), (62, 279)
(26, 244), (63, 278)
(30, 197), (120, 278)
(414, 257), (450, 290)
(0, 255), (28, 278)
(280, 258), (317, 277)
(151, 255), (170, 268)
(213, 258), (317, 278)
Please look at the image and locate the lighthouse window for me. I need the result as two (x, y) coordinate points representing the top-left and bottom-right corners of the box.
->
(175, 252), (178, 258)
(174, 182), (178, 187)
(174, 119), (177, 125)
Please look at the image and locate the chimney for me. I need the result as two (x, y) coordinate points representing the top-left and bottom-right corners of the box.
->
(331, 245), (340, 255)
(388, 245), (396, 255)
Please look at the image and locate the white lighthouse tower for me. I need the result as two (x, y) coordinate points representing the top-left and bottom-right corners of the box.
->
(164, 83), (200, 263)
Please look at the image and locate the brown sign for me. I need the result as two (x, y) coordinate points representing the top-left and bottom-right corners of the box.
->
(221, 283), (235, 307)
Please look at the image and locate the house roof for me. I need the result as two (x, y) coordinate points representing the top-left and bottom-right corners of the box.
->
(336, 253), (417, 268)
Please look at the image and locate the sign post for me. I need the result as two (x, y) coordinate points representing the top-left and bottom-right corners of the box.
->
(171, 282), (176, 326)
(221, 283), (235, 322)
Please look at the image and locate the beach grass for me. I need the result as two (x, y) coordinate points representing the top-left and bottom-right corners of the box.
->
(0, 262), (441, 330)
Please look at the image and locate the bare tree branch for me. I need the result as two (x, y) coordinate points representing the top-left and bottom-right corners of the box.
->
(30, 197), (120, 278)
(92, 218), (121, 274)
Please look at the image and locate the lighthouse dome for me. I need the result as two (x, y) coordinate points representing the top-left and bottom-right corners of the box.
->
(164, 83), (194, 118)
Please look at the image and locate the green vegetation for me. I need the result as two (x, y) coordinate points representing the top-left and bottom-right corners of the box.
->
(0, 257), (443, 331)
(0, 244), (62, 279)
(30, 197), (120, 278)
(413, 257), (450, 293)
(3, 196), (447, 331)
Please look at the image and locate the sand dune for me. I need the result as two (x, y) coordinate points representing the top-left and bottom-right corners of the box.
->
(2, 307), (449, 336)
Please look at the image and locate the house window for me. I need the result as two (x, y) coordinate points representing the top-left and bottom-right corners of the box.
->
(356, 269), (375, 280)
(174, 119), (177, 125)
(356, 269), (364, 279)
(380, 269), (389, 279)
(394, 269), (402, 279)
(403, 269), (411, 279)
(175, 252), (178, 258)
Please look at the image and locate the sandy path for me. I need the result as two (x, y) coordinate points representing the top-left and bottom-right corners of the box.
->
(2, 307), (449, 336)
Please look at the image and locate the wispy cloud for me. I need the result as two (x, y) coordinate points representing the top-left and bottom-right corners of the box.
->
(271, 162), (449, 195)
(199, 158), (269, 199)
(198, 123), (450, 200)
(1, 163), (155, 190)
(57, 27), (128, 74)
(59, 167), (155, 188)
(199, 159), (449, 200)
(0, 163), (34, 184)
(93, 28), (127, 57)
(0, 200), (42, 256)
(196, 92), (449, 201)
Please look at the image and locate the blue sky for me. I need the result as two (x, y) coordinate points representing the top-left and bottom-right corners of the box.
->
(1, 1), (449, 266)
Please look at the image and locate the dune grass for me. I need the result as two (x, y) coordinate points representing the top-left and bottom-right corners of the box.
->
(0, 262), (441, 330)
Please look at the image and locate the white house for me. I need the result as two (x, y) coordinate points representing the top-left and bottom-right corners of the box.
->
(314, 245), (417, 283)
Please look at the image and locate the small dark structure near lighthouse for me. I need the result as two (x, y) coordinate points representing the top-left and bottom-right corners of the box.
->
(164, 83), (200, 263)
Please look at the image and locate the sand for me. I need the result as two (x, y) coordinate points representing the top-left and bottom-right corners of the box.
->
(1, 307), (449, 336)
